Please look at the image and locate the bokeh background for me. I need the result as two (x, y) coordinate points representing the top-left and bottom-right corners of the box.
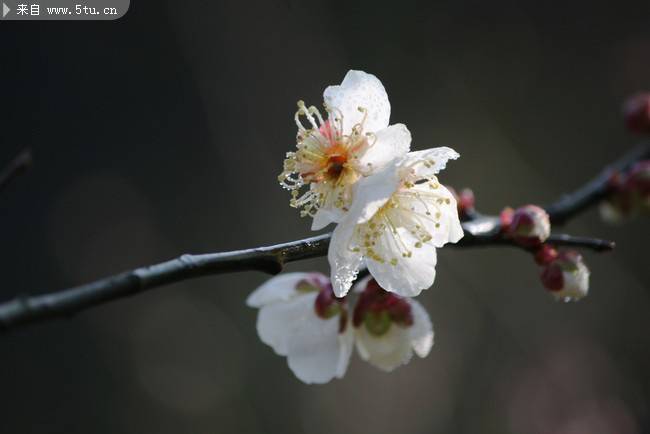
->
(1, 0), (649, 432)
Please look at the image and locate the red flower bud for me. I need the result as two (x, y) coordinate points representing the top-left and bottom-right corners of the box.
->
(447, 186), (476, 219)
(600, 160), (650, 222)
(626, 161), (650, 207)
(540, 261), (564, 291)
(505, 205), (551, 247)
(623, 93), (650, 134)
(458, 188), (475, 214)
(534, 244), (558, 266)
(500, 207), (514, 229)
(539, 250), (590, 301)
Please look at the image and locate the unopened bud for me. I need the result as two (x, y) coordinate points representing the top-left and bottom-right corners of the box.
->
(626, 161), (650, 212)
(623, 93), (650, 134)
(447, 186), (476, 219)
(534, 244), (558, 265)
(600, 160), (650, 222)
(459, 188), (475, 215)
(540, 250), (590, 301)
(503, 205), (551, 247)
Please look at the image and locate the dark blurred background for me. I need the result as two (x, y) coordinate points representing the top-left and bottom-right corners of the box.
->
(0, 0), (649, 432)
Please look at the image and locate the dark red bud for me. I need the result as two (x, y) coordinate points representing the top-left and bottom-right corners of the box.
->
(607, 171), (624, 191)
(623, 93), (650, 134)
(500, 207), (514, 230)
(625, 160), (650, 198)
(459, 188), (475, 214)
(534, 244), (558, 266)
(506, 205), (551, 247)
(540, 262), (564, 291)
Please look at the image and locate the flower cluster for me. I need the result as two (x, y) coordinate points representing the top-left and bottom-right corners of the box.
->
(279, 70), (464, 297)
(501, 205), (590, 301)
(247, 71), (602, 384)
(250, 70), (462, 383)
(247, 272), (433, 383)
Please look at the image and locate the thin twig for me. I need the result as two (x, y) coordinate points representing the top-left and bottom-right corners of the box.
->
(0, 149), (32, 193)
(545, 142), (650, 224)
(0, 144), (642, 333)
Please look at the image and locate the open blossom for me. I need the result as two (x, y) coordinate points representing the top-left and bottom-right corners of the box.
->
(352, 276), (433, 371)
(278, 70), (411, 230)
(247, 273), (434, 383)
(539, 250), (590, 301)
(246, 272), (353, 384)
(328, 148), (464, 297)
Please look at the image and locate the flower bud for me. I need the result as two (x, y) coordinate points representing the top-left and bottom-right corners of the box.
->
(459, 188), (475, 215)
(626, 160), (650, 212)
(534, 244), (558, 266)
(447, 186), (476, 219)
(502, 205), (551, 247)
(540, 250), (590, 301)
(599, 160), (650, 222)
(623, 93), (650, 134)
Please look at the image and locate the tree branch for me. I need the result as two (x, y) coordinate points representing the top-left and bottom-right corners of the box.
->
(1, 144), (642, 333)
(545, 142), (650, 224)
(0, 149), (32, 193)
(0, 225), (612, 332)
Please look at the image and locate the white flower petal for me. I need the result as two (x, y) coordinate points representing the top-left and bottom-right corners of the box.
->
(286, 303), (352, 384)
(255, 292), (318, 356)
(358, 123), (411, 171)
(366, 227), (438, 297)
(351, 274), (373, 294)
(328, 220), (364, 298)
(599, 201), (623, 224)
(407, 299), (434, 358)
(311, 206), (345, 231)
(335, 323), (355, 379)
(554, 263), (590, 301)
(348, 163), (400, 225)
(328, 166), (400, 297)
(410, 183), (464, 247)
(400, 147), (460, 177)
(246, 272), (312, 308)
(324, 70), (390, 135)
(355, 323), (413, 372)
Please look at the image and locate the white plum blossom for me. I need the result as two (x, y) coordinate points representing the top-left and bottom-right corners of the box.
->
(352, 276), (433, 371)
(246, 272), (353, 384)
(278, 70), (411, 230)
(328, 148), (464, 297)
(247, 273), (435, 383)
